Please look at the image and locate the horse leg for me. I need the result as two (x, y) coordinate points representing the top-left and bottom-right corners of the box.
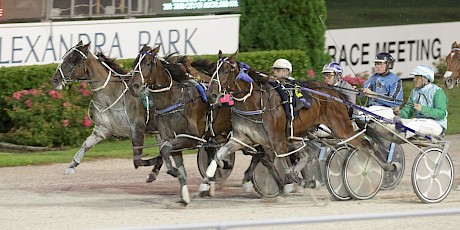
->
(144, 133), (165, 183)
(199, 139), (243, 195)
(64, 125), (110, 175)
(171, 153), (190, 205)
(159, 141), (179, 177)
(145, 156), (164, 183)
(242, 152), (263, 192)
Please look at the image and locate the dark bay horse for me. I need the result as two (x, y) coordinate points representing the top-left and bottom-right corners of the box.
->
(444, 41), (460, 89)
(129, 45), (232, 205)
(49, 41), (162, 181)
(198, 51), (374, 195)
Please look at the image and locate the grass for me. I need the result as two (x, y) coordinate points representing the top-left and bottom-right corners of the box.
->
(0, 135), (201, 167)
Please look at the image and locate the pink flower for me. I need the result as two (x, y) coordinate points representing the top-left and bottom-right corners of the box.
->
(82, 115), (92, 128)
(12, 92), (22, 100)
(79, 88), (91, 96)
(343, 75), (366, 87)
(62, 102), (72, 108)
(28, 88), (43, 96)
(80, 82), (88, 89)
(307, 69), (315, 78)
(62, 119), (70, 127)
(24, 99), (32, 108)
(48, 90), (62, 99)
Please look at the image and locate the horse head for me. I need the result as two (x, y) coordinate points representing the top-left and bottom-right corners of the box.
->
(444, 41), (460, 89)
(206, 50), (242, 105)
(130, 45), (172, 97)
(50, 41), (91, 90)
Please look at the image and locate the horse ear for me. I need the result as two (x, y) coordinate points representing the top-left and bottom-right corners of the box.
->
(218, 50), (223, 59)
(140, 44), (149, 52)
(229, 50), (238, 61)
(453, 41), (458, 48)
(81, 42), (90, 53)
(152, 45), (161, 54)
(77, 40), (83, 46)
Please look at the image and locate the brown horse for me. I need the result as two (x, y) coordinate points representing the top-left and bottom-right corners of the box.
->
(129, 45), (233, 205)
(199, 51), (375, 196)
(49, 41), (162, 181)
(444, 41), (460, 89)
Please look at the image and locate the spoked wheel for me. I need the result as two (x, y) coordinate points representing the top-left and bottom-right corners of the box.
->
(325, 145), (352, 201)
(411, 147), (454, 203)
(252, 157), (284, 198)
(197, 146), (235, 184)
(381, 143), (405, 190)
(343, 149), (383, 200)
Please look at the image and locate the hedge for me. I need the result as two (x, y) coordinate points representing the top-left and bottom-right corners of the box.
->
(0, 50), (313, 147)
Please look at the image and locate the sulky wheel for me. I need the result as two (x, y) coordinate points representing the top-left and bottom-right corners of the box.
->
(251, 156), (285, 198)
(197, 146), (235, 184)
(343, 149), (383, 200)
(411, 147), (454, 203)
(380, 143), (405, 190)
(324, 145), (353, 201)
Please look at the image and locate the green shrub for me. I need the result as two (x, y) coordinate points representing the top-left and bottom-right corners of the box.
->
(1, 82), (92, 147)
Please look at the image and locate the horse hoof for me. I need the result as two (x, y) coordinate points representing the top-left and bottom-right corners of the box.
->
(199, 191), (210, 198)
(146, 174), (157, 183)
(64, 168), (75, 175)
(283, 183), (294, 194)
(242, 181), (253, 193)
(167, 169), (179, 177)
(133, 160), (143, 169)
(313, 180), (321, 189)
(199, 183), (210, 193)
(181, 185), (190, 204)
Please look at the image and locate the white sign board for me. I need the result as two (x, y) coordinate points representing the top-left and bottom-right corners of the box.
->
(325, 22), (460, 79)
(0, 14), (240, 67)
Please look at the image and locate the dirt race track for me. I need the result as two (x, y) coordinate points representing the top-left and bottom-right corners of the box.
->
(1, 135), (460, 230)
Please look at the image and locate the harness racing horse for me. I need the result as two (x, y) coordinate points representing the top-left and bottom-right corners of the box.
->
(444, 41), (460, 89)
(198, 51), (378, 197)
(129, 45), (233, 205)
(49, 41), (163, 182)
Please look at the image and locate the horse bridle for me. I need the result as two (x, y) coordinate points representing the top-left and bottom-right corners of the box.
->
(133, 51), (173, 93)
(56, 46), (89, 85)
(210, 58), (238, 94)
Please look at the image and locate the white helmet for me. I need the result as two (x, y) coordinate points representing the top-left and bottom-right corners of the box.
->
(410, 64), (434, 82)
(272, 59), (292, 73)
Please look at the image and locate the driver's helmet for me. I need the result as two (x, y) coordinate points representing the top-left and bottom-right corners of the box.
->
(321, 62), (343, 78)
(272, 59), (292, 74)
(410, 64), (434, 83)
(373, 52), (395, 70)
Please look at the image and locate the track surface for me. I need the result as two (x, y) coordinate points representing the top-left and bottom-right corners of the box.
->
(1, 136), (460, 230)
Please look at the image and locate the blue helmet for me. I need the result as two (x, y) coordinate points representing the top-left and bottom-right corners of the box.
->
(410, 64), (434, 82)
(321, 62), (343, 77)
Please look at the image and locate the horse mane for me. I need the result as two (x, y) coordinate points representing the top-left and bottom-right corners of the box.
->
(162, 59), (190, 82)
(191, 59), (216, 76)
(247, 68), (271, 84)
(96, 52), (128, 74)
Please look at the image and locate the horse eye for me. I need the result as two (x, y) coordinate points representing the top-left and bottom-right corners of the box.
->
(224, 68), (229, 74)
